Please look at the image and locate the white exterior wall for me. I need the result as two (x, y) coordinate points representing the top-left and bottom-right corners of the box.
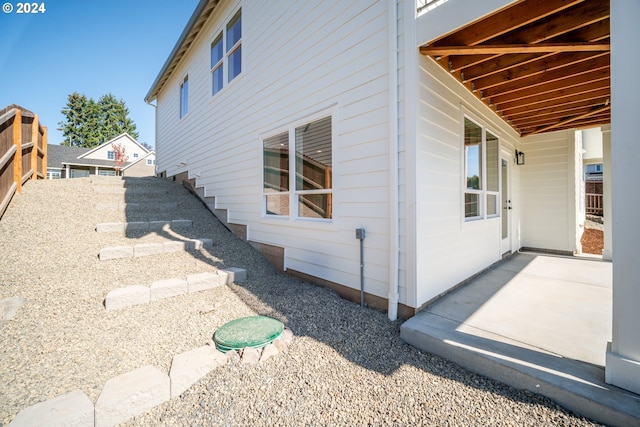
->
(155, 1), (394, 302)
(413, 55), (522, 307)
(82, 134), (148, 162)
(582, 127), (603, 163)
(520, 130), (579, 253)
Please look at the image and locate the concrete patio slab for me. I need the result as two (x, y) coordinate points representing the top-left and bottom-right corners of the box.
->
(401, 252), (640, 427)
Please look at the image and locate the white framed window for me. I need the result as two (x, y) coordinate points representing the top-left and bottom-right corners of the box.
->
(133, 153), (139, 158)
(146, 159), (156, 165)
(464, 116), (499, 220)
(263, 116), (333, 220)
(180, 76), (188, 118)
(107, 150), (115, 160)
(210, 9), (241, 96)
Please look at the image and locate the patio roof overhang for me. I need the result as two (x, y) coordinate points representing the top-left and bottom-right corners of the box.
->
(419, 0), (610, 137)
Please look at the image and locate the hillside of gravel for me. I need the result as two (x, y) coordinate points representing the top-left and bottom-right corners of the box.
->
(0, 177), (601, 426)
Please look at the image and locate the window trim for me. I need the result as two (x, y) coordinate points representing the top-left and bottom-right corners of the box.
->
(462, 113), (500, 222)
(179, 75), (189, 118)
(210, 8), (242, 97)
(107, 150), (115, 160)
(261, 111), (336, 223)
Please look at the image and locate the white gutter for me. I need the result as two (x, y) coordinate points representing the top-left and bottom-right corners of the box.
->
(387, 0), (400, 321)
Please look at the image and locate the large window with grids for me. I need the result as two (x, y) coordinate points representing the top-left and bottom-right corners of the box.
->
(211, 9), (241, 96)
(263, 116), (333, 220)
(464, 117), (499, 220)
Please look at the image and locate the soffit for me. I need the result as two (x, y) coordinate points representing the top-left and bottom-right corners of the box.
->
(145, 0), (220, 103)
(419, 0), (610, 136)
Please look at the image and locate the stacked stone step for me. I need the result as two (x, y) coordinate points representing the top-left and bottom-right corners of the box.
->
(8, 330), (294, 426)
(104, 268), (247, 310)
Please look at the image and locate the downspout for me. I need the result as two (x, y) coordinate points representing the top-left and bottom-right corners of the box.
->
(387, 0), (400, 321)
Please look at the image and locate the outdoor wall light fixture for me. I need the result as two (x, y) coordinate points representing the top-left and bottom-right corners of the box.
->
(515, 150), (525, 165)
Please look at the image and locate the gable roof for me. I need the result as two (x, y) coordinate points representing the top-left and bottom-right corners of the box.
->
(46, 145), (91, 169)
(122, 151), (156, 170)
(79, 132), (149, 159)
(145, 0), (220, 103)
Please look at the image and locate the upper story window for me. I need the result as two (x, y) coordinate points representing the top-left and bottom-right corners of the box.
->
(107, 150), (115, 160)
(133, 153), (139, 158)
(263, 116), (333, 220)
(180, 76), (188, 118)
(210, 9), (241, 95)
(464, 117), (499, 220)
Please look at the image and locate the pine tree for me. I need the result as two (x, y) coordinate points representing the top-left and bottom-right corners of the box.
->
(58, 92), (139, 147)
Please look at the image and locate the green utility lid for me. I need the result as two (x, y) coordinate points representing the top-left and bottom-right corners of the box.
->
(213, 315), (284, 353)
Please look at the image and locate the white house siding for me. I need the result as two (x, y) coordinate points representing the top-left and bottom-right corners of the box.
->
(82, 134), (148, 162)
(154, 1), (394, 302)
(520, 130), (579, 253)
(413, 55), (522, 307)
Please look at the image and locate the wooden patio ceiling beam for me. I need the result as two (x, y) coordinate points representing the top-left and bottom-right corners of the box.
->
(508, 97), (610, 124)
(420, 42), (609, 56)
(456, 20), (611, 80)
(499, 87), (610, 116)
(490, 0), (609, 45)
(520, 115), (611, 136)
(489, 69), (609, 106)
(512, 104), (608, 128)
(525, 104), (610, 135)
(472, 51), (607, 92)
(429, 0), (584, 47)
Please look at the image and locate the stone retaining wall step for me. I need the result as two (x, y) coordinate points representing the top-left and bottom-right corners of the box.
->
(222, 267), (247, 284)
(95, 365), (170, 427)
(93, 187), (168, 195)
(95, 202), (178, 211)
(99, 238), (212, 260)
(8, 389), (94, 427)
(187, 272), (222, 293)
(169, 346), (228, 398)
(96, 220), (192, 233)
(133, 243), (164, 258)
(104, 270), (242, 310)
(105, 286), (150, 311)
(150, 278), (188, 301)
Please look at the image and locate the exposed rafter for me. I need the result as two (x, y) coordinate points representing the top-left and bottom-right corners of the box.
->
(419, 0), (610, 136)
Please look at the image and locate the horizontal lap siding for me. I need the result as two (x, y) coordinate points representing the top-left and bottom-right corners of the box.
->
(155, 0), (392, 299)
(520, 130), (574, 251)
(415, 56), (521, 307)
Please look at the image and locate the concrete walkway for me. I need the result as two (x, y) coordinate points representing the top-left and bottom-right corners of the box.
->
(401, 252), (640, 427)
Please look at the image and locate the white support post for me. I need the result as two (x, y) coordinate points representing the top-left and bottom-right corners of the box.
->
(601, 125), (612, 260)
(605, 0), (640, 395)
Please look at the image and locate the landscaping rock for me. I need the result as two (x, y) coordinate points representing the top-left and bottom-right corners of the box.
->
(8, 389), (93, 427)
(169, 346), (227, 398)
(150, 278), (188, 301)
(105, 286), (150, 311)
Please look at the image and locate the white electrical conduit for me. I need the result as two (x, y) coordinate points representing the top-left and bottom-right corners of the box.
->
(387, 0), (400, 321)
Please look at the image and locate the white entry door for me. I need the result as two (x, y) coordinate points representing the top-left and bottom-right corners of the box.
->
(501, 151), (512, 255)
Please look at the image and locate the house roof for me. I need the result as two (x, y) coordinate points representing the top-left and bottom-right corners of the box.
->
(122, 151), (155, 170)
(419, 0), (610, 136)
(145, 0), (220, 103)
(80, 132), (150, 158)
(47, 145), (91, 170)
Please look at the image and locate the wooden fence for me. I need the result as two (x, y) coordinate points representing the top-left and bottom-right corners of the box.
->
(586, 193), (603, 216)
(0, 106), (48, 219)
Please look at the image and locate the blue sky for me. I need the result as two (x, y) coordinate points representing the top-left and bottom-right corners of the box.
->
(0, 0), (199, 147)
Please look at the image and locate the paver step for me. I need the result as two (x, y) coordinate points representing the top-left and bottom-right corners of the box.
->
(104, 269), (246, 310)
(96, 219), (192, 233)
(95, 202), (178, 211)
(98, 239), (213, 260)
(93, 186), (168, 195)
(94, 365), (169, 427)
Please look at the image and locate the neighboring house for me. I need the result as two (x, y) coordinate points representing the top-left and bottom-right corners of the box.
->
(47, 133), (156, 178)
(145, 0), (640, 394)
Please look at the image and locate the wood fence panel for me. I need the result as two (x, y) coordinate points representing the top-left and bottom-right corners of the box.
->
(0, 107), (48, 219)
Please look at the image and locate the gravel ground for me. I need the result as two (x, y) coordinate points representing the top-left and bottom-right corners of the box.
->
(0, 177), (602, 426)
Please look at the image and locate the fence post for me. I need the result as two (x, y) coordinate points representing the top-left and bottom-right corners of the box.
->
(42, 126), (48, 178)
(31, 114), (38, 181)
(13, 109), (22, 194)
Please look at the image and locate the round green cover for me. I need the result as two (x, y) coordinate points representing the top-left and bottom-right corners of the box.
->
(213, 316), (284, 353)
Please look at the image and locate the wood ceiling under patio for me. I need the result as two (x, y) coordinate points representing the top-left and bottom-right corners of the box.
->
(419, 0), (610, 137)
